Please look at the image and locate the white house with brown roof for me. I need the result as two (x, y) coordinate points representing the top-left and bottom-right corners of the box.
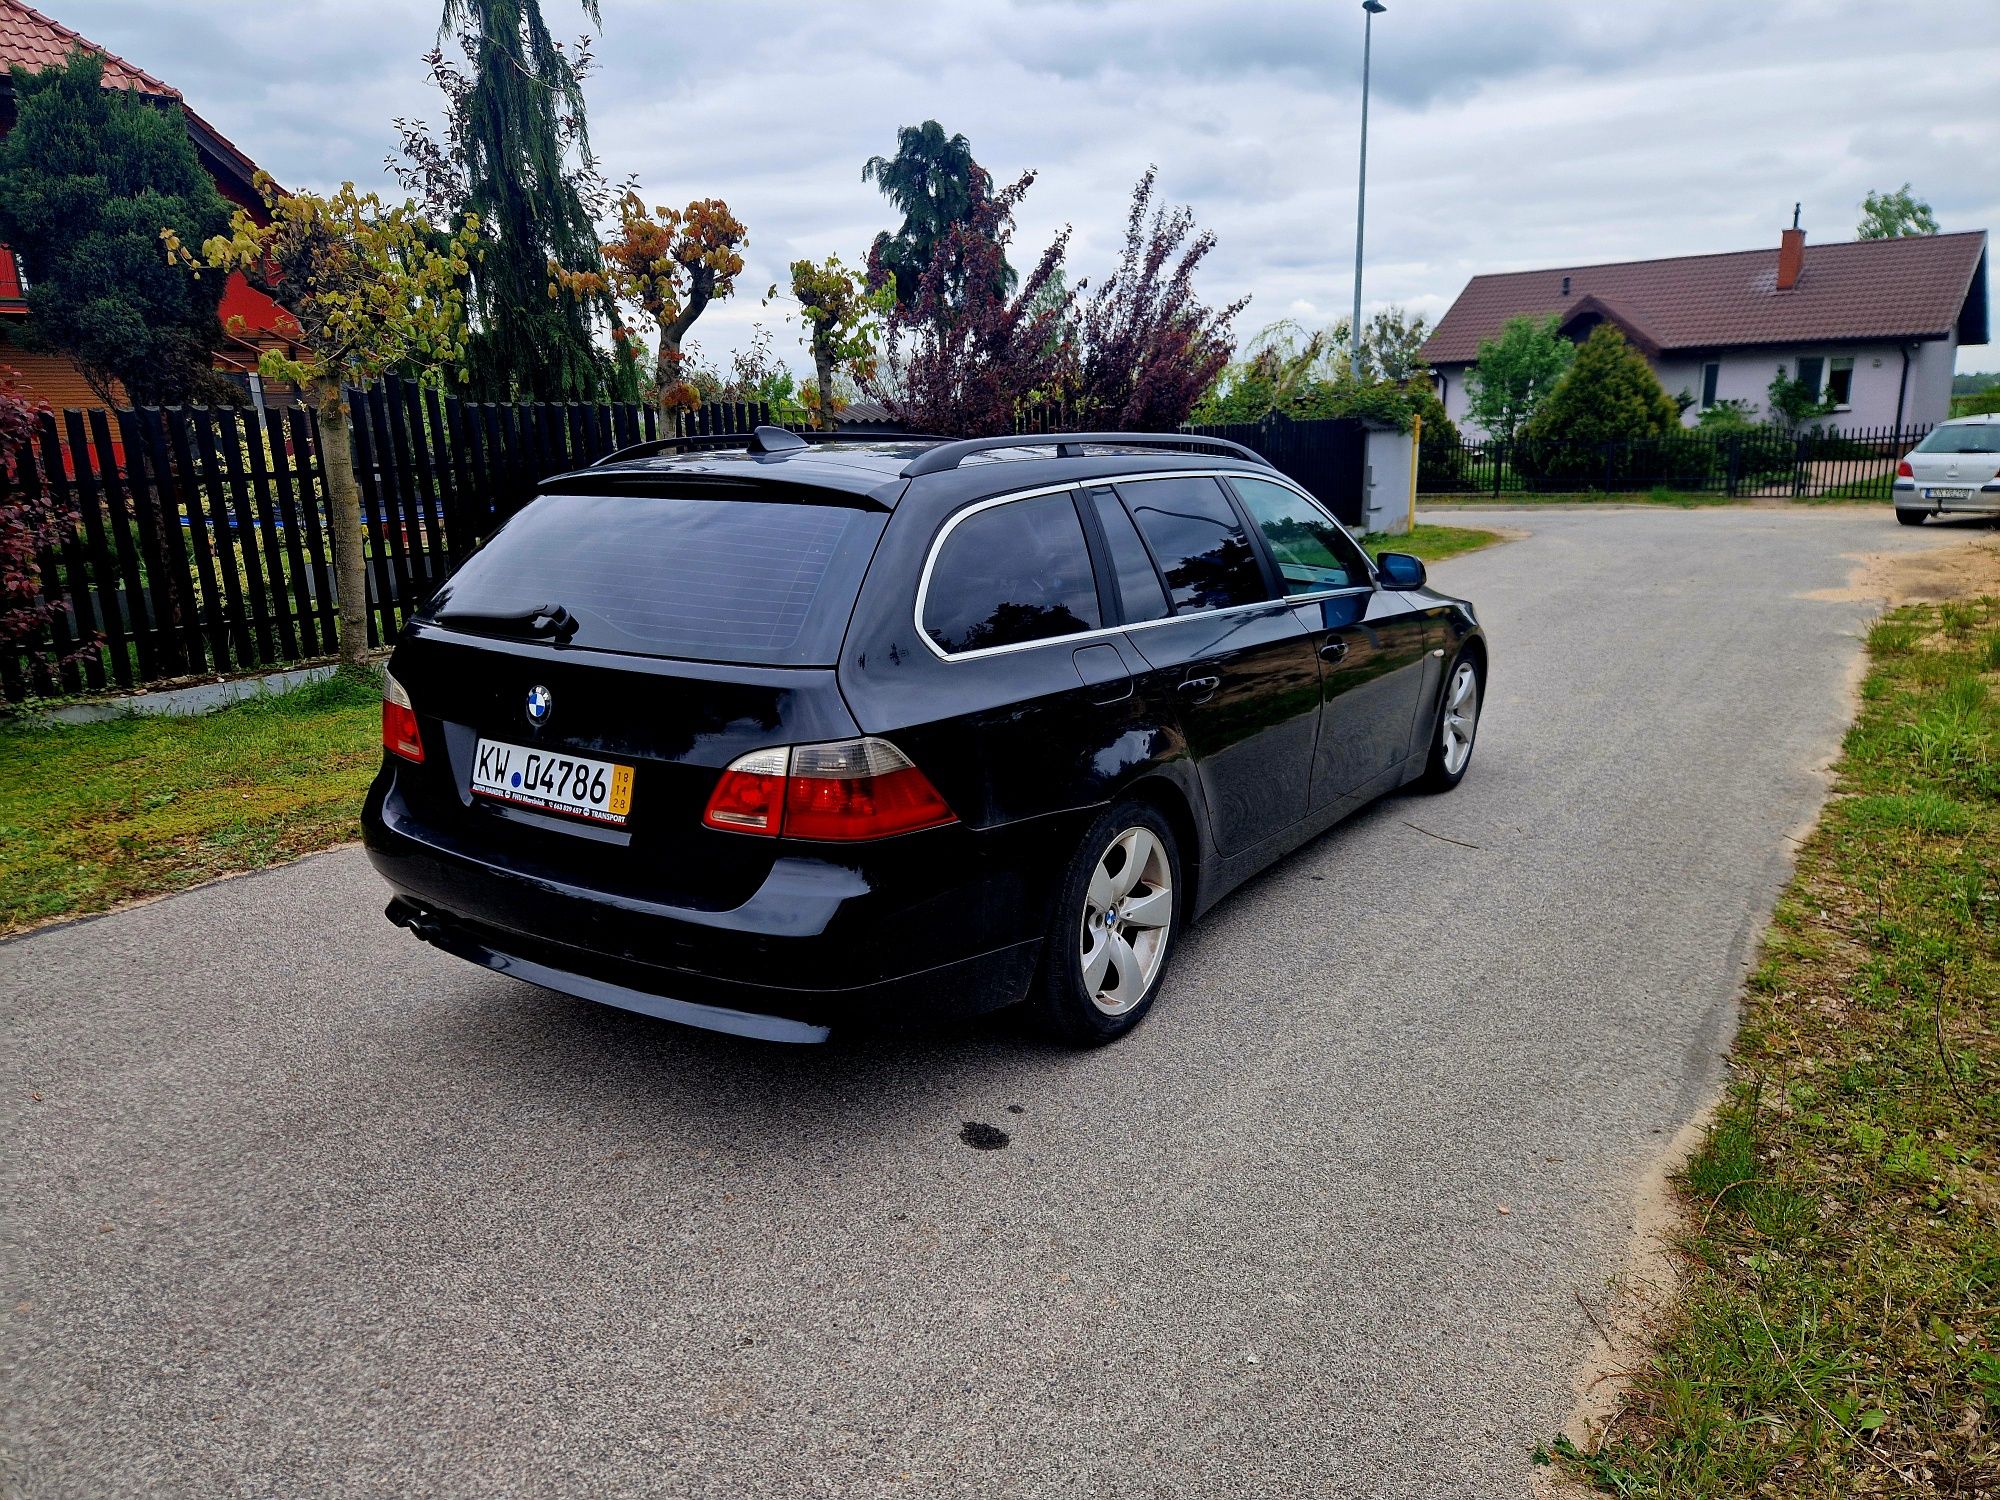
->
(1421, 222), (1989, 436)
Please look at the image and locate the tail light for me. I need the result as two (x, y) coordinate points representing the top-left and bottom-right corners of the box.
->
(703, 737), (956, 841)
(1897, 460), (1913, 478)
(702, 746), (787, 832)
(382, 670), (424, 763)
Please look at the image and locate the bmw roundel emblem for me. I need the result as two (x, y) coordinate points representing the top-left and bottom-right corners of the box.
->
(525, 685), (552, 725)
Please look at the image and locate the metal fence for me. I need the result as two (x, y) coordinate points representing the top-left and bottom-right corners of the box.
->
(1419, 423), (1934, 499)
(1015, 405), (1372, 526)
(3, 380), (774, 700)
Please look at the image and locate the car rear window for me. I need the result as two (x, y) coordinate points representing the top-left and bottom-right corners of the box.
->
(425, 492), (885, 665)
(1915, 424), (1999, 454)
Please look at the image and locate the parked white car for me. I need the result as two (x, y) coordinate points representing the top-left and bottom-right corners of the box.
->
(1894, 413), (2000, 524)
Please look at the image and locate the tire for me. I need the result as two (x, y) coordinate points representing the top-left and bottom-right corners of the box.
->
(1033, 801), (1183, 1045)
(1895, 508), (1927, 527)
(1416, 653), (1482, 793)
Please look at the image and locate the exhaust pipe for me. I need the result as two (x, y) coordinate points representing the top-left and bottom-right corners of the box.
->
(385, 898), (445, 943)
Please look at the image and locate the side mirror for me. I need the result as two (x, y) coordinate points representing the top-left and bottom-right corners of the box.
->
(1375, 551), (1427, 590)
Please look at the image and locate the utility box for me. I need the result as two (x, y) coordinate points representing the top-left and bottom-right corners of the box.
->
(1359, 422), (1417, 536)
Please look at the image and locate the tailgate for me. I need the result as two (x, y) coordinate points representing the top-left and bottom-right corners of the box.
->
(386, 624), (862, 911)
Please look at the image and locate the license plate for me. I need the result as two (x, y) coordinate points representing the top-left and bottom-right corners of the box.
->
(1924, 487), (1970, 500)
(471, 738), (634, 826)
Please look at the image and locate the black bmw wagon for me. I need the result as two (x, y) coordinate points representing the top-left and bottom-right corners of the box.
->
(363, 429), (1486, 1045)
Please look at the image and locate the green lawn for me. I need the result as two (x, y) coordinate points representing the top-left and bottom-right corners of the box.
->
(1359, 522), (1506, 564)
(0, 669), (383, 934)
(1796, 479), (1901, 504)
(1424, 487), (1741, 508)
(1549, 598), (2000, 1498)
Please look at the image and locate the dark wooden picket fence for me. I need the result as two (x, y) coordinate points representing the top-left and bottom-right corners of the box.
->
(1419, 422), (1934, 499)
(4, 379), (773, 700)
(10, 385), (1393, 700)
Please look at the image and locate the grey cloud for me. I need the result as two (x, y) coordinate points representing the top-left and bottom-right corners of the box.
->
(50, 0), (2000, 371)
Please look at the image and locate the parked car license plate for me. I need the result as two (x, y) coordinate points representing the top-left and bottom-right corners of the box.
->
(1924, 487), (1971, 500)
(471, 738), (634, 826)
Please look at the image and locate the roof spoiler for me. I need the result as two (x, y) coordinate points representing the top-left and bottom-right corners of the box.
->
(900, 432), (1273, 478)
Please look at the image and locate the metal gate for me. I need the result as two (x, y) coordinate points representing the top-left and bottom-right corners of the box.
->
(1181, 414), (1369, 525)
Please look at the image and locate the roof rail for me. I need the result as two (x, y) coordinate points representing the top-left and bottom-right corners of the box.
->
(900, 431), (1272, 478)
(591, 425), (954, 467)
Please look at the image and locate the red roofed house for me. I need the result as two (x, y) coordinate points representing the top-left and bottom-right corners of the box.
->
(0, 0), (301, 410)
(1421, 220), (1989, 436)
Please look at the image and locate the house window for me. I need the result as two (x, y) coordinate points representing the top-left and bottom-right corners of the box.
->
(1794, 355), (1825, 401)
(1700, 362), (1720, 409)
(1826, 356), (1854, 409)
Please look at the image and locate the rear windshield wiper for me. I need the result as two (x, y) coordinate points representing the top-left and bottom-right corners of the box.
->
(434, 602), (579, 640)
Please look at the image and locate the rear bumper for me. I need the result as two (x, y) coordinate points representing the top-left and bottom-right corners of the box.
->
(383, 896), (1038, 1043)
(362, 772), (1067, 1040)
(1894, 480), (2000, 515)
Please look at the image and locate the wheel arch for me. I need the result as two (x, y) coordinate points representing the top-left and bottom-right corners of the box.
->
(1115, 771), (1205, 914)
(1458, 629), (1488, 685)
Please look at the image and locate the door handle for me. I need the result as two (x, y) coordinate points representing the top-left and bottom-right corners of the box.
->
(1176, 674), (1221, 702)
(1318, 639), (1349, 664)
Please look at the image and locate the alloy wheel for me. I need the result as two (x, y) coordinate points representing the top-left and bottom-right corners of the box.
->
(1078, 826), (1174, 1016)
(1441, 662), (1479, 775)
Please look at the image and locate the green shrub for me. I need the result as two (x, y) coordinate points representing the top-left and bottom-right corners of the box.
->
(1696, 399), (1758, 432)
(1512, 325), (1678, 487)
(1767, 366), (1836, 431)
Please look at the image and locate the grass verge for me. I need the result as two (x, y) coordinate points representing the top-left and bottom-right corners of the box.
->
(0, 668), (382, 934)
(1422, 488), (1742, 509)
(1359, 522), (1506, 564)
(1547, 598), (1999, 1496)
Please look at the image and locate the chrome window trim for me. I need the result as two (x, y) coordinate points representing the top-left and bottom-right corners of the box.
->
(913, 468), (1378, 663)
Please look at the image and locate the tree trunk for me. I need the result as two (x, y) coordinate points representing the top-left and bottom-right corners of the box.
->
(657, 290), (710, 438)
(815, 350), (835, 431)
(314, 385), (369, 667)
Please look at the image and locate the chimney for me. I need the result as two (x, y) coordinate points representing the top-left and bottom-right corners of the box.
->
(1777, 203), (1805, 291)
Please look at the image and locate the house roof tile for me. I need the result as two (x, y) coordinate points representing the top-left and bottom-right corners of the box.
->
(0, 0), (273, 201)
(0, 0), (177, 96)
(1421, 230), (1988, 365)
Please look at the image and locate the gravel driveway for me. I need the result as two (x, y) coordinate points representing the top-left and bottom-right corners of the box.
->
(1, 507), (1978, 1499)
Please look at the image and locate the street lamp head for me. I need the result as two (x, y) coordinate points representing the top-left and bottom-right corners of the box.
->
(1362, 1), (1386, 13)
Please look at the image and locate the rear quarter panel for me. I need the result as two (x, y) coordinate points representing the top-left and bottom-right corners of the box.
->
(836, 489), (1202, 838)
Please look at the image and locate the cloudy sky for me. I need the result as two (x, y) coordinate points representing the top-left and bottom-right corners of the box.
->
(55, 0), (2000, 373)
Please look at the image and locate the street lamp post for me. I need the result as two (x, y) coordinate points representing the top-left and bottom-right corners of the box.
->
(1351, 0), (1385, 375)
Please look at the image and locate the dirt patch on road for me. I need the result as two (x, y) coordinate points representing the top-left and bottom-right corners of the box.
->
(1533, 1114), (1715, 1498)
(1798, 530), (2000, 606)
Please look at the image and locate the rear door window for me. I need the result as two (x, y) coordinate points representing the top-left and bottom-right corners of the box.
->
(425, 492), (884, 665)
(1085, 486), (1171, 624)
(1117, 476), (1267, 613)
(1229, 476), (1370, 594)
(923, 492), (1103, 654)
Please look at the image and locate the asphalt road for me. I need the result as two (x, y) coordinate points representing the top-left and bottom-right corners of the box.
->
(2, 507), (1981, 1499)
